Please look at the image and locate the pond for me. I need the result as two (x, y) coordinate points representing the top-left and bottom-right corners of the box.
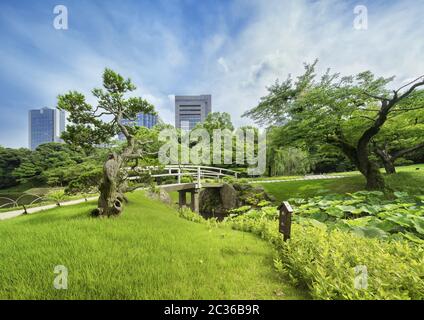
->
(0, 193), (46, 209)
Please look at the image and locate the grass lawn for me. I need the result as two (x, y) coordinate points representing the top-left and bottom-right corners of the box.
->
(0, 191), (307, 300)
(261, 164), (424, 201)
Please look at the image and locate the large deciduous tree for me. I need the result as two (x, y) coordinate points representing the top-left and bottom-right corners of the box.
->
(243, 60), (424, 189)
(57, 68), (155, 217)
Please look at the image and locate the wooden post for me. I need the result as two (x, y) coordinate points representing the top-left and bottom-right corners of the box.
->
(197, 166), (201, 188)
(177, 168), (181, 184)
(190, 189), (199, 213)
(278, 201), (293, 241)
(178, 190), (186, 208)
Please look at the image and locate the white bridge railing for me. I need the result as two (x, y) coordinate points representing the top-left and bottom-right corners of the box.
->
(127, 165), (238, 187)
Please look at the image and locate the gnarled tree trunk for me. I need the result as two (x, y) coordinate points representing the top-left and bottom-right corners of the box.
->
(375, 147), (396, 174)
(329, 133), (385, 190)
(375, 142), (424, 174)
(358, 157), (385, 189)
(92, 153), (126, 217)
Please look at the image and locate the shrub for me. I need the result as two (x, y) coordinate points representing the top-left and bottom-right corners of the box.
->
(269, 147), (312, 176)
(226, 214), (424, 300)
(181, 176), (193, 183)
(65, 168), (102, 195)
(223, 176), (235, 184)
(173, 191), (424, 299)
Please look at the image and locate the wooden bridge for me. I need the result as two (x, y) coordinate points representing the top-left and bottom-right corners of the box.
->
(128, 165), (239, 212)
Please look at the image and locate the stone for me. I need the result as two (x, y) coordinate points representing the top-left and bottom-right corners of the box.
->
(232, 183), (252, 191)
(159, 189), (172, 205)
(251, 185), (265, 193)
(199, 188), (222, 214)
(220, 183), (237, 210)
(147, 189), (172, 205)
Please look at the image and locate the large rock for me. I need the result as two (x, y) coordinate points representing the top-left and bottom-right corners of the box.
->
(220, 183), (237, 210)
(233, 183), (252, 192)
(147, 189), (172, 205)
(159, 189), (172, 205)
(199, 188), (222, 214)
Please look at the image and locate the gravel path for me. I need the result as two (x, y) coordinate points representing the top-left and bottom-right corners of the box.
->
(0, 175), (345, 221)
(0, 196), (98, 221)
(248, 174), (346, 184)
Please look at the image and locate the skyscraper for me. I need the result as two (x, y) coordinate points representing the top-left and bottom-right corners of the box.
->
(28, 108), (66, 150)
(175, 95), (212, 131)
(118, 112), (158, 140)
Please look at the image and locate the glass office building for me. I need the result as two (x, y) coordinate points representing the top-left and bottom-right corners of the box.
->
(175, 95), (211, 131)
(118, 113), (158, 140)
(28, 108), (66, 150)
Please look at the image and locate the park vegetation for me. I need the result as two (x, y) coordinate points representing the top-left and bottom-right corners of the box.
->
(0, 63), (424, 300)
(244, 60), (424, 189)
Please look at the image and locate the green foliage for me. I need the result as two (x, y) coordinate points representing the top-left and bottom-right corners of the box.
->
(280, 224), (424, 299)
(47, 190), (67, 205)
(0, 147), (30, 189)
(268, 147), (312, 176)
(224, 205), (424, 299)
(193, 112), (234, 134)
(244, 60), (424, 189)
(58, 68), (155, 150)
(12, 143), (85, 186)
(290, 191), (424, 242)
(64, 166), (102, 195)
(180, 176), (193, 183)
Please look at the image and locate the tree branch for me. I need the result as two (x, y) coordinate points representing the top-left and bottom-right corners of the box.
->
(392, 141), (424, 160)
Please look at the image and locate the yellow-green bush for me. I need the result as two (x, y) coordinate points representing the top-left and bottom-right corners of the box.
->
(227, 216), (424, 299)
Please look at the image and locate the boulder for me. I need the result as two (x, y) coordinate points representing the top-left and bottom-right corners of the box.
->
(232, 183), (252, 192)
(147, 189), (172, 205)
(199, 188), (223, 214)
(159, 189), (172, 205)
(220, 183), (237, 210)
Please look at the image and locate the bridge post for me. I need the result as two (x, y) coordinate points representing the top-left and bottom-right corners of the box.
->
(197, 166), (201, 188)
(190, 189), (200, 212)
(178, 190), (186, 208)
(177, 168), (181, 184)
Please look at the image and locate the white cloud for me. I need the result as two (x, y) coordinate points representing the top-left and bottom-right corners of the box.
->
(194, 0), (424, 127)
(1, 0), (424, 148)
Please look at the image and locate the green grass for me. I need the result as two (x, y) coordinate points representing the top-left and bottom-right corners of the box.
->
(261, 176), (366, 200)
(261, 164), (424, 201)
(0, 191), (307, 300)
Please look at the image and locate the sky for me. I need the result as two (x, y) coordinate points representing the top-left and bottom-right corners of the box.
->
(0, 0), (423, 148)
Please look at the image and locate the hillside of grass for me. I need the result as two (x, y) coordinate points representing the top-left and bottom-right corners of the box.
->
(0, 191), (307, 300)
(261, 164), (424, 201)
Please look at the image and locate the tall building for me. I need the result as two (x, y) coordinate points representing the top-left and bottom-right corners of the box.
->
(175, 95), (212, 131)
(28, 108), (66, 150)
(118, 112), (158, 140)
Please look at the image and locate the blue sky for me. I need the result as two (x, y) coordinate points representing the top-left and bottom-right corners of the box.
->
(0, 0), (423, 148)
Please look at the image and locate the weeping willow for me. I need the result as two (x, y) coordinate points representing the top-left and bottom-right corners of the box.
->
(269, 147), (312, 176)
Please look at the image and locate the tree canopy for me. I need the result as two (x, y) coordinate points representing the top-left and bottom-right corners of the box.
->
(244, 60), (424, 189)
(57, 68), (156, 216)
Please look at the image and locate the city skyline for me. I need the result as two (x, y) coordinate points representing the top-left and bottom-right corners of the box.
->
(175, 95), (212, 131)
(28, 107), (66, 150)
(1, 0), (424, 148)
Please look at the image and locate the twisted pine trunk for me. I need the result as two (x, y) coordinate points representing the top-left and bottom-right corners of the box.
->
(92, 153), (126, 217)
